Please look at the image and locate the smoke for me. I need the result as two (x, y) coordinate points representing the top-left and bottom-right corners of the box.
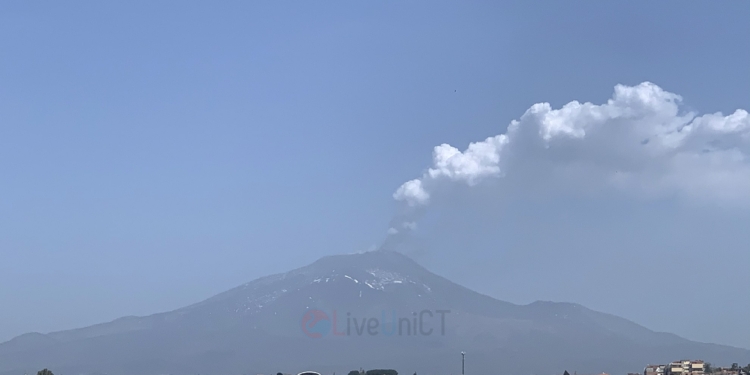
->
(378, 207), (424, 253)
(379, 82), (750, 251)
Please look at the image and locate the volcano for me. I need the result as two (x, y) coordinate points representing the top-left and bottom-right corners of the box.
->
(1, 251), (747, 375)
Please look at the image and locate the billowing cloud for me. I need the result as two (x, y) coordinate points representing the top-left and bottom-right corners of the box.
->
(393, 179), (429, 206)
(393, 82), (750, 208)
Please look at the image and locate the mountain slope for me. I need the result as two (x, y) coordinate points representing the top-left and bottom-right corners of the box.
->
(1, 251), (747, 375)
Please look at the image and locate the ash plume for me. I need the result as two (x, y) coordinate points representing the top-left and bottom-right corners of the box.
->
(380, 82), (750, 251)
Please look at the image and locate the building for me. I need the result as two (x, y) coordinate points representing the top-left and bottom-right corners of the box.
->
(666, 360), (705, 375)
(669, 360), (687, 375)
(646, 365), (667, 375)
(690, 361), (705, 375)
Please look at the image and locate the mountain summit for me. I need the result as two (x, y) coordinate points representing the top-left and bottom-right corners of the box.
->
(1, 251), (747, 375)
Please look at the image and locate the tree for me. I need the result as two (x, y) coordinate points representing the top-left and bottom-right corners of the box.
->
(705, 363), (713, 374)
(37, 369), (53, 375)
(349, 371), (360, 375)
(732, 364), (739, 371)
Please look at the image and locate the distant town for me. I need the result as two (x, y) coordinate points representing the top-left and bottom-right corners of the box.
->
(286, 362), (750, 375)
(26, 361), (750, 375)
(262, 362), (750, 375)
(640, 360), (750, 375)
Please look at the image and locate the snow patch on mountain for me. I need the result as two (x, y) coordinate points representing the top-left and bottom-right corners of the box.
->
(364, 268), (432, 293)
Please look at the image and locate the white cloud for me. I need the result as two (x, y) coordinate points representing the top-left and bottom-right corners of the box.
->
(394, 82), (750, 207)
(393, 179), (429, 206)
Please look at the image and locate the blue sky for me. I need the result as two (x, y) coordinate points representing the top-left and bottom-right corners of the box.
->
(1, 1), (749, 349)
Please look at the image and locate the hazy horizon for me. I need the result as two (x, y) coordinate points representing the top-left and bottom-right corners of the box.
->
(1, 1), (748, 352)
